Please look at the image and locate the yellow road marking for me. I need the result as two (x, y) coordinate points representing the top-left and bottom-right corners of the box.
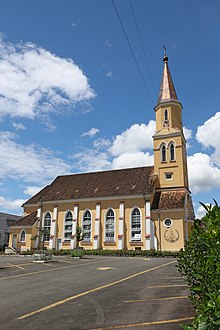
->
(124, 300), (145, 303)
(150, 295), (188, 301)
(0, 259), (113, 281)
(2, 262), (37, 268)
(7, 263), (25, 270)
(148, 284), (188, 288)
(97, 267), (115, 271)
(17, 260), (176, 320)
(92, 316), (194, 329)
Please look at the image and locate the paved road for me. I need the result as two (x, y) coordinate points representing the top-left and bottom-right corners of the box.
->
(0, 255), (194, 329)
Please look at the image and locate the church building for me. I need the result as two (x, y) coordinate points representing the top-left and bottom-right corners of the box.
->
(9, 53), (194, 252)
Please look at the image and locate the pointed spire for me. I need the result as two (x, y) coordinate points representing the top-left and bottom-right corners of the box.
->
(158, 48), (178, 103)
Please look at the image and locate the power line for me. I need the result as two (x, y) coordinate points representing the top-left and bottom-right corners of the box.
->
(111, 0), (154, 106)
(129, 0), (157, 98)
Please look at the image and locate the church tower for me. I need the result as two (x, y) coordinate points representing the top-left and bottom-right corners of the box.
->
(153, 52), (189, 189)
(151, 51), (194, 251)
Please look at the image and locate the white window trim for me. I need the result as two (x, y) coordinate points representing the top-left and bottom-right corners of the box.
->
(130, 207), (142, 242)
(63, 209), (73, 241)
(104, 208), (116, 243)
(20, 229), (26, 242)
(82, 209), (92, 242)
(43, 211), (52, 242)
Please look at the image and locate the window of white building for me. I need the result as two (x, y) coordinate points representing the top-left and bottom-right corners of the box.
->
(44, 212), (51, 241)
(20, 230), (26, 242)
(64, 210), (73, 240)
(82, 210), (92, 242)
(105, 209), (115, 242)
(131, 208), (141, 241)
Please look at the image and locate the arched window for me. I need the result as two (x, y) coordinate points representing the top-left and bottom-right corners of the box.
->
(20, 230), (26, 242)
(82, 210), (91, 242)
(64, 210), (73, 240)
(131, 208), (141, 241)
(170, 143), (175, 161)
(161, 144), (166, 162)
(44, 212), (51, 241)
(105, 209), (115, 242)
(164, 109), (168, 121)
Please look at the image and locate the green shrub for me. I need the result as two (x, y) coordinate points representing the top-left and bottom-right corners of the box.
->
(52, 249), (71, 256)
(20, 249), (33, 255)
(82, 249), (179, 258)
(52, 248), (180, 258)
(70, 249), (85, 258)
(178, 201), (220, 329)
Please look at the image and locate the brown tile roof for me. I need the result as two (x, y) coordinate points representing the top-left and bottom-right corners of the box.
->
(11, 211), (38, 227)
(24, 166), (155, 205)
(151, 190), (186, 210)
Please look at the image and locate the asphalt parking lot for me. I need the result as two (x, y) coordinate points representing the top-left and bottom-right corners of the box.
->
(0, 255), (194, 329)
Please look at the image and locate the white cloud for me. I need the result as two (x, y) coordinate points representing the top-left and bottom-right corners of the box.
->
(106, 71), (113, 78)
(93, 138), (111, 149)
(187, 153), (220, 194)
(111, 152), (154, 170)
(183, 126), (192, 141)
(110, 121), (155, 157)
(196, 112), (220, 166)
(81, 128), (100, 137)
(23, 186), (42, 196)
(0, 196), (25, 212)
(183, 126), (192, 148)
(72, 149), (111, 172)
(0, 35), (95, 121)
(73, 122), (155, 172)
(0, 131), (71, 184)
(12, 122), (26, 130)
(195, 204), (207, 219)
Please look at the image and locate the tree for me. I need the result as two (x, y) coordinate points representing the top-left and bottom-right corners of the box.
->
(31, 227), (50, 253)
(75, 225), (84, 247)
(177, 201), (220, 329)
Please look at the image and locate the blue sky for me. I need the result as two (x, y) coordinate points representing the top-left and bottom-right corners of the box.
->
(0, 0), (220, 218)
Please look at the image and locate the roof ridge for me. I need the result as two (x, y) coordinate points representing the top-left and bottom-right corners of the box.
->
(56, 165), (154, 179)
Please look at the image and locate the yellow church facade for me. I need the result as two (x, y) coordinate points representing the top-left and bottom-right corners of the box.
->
(9, 54), (194, 252)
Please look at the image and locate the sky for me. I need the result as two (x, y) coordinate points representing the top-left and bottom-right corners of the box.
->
(0, 0), (220, 218)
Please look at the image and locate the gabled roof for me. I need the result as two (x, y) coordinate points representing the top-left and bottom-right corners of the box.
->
(151, 190), (186, 210)
(24, 166), (155, 205)
(11, 211), (38, 227)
